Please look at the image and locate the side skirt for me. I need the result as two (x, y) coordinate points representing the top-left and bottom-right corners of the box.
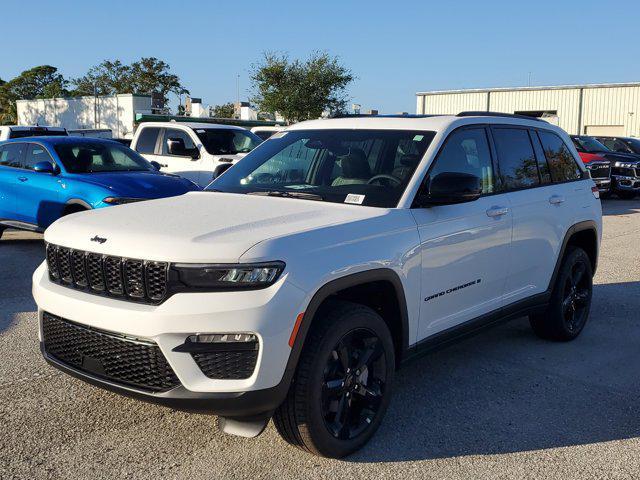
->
(402, 293), (549, 364)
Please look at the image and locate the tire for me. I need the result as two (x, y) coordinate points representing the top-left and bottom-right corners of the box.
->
(273, 300), (395, 458)
(529, 247), (593, 341)
(616, 190), (637, 200)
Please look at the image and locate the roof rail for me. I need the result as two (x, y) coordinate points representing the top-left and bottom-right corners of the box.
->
(456, 111), (547, 122)
(330, 113), (441, 119)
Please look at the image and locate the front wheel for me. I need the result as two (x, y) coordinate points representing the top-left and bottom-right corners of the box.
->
(273, 301), (395, 458)
(529, 247), (593, 341)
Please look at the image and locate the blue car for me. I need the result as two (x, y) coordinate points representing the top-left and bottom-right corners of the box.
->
(0, 136), (200, 237)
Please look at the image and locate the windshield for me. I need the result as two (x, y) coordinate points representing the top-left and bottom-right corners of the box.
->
(572, 136), (609, 153)
(194, 128), (262, 155)
(209, 129), (436, 208)
(54, 142), (153, 173)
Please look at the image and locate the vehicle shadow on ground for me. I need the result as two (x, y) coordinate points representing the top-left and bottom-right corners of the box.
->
(601, 199), (640, 216)
(0, 238), (44, 334)
(349, 281), (640, 463)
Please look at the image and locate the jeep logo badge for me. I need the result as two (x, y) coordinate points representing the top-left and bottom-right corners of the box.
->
(90, 235), (107, 244)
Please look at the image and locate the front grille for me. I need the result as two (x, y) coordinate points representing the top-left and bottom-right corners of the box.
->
(192, 346), (259, 380)
(42, 312), (180, 392)
(46, 243), (168, 304)
(587, 162), (611, 179)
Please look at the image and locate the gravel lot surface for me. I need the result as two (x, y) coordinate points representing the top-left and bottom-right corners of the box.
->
(1, 200), (639, 479)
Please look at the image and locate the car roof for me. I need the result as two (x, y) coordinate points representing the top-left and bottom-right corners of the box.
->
(285, 114), (562, 134)
(138, 122), (245, 131)
(1, 136), (121, 146)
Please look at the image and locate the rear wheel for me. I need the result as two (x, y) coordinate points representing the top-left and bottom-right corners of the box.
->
(529, 247), (593, 341)
(274, 301), (395, 458)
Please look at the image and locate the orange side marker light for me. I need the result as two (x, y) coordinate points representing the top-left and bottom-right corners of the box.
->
(288, 312), (305, 348)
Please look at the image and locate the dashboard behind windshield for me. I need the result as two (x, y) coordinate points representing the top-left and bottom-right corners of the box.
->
(209, 129), (435, 208)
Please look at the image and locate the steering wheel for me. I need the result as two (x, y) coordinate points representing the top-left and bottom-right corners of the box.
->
(367, 174), (402, 187)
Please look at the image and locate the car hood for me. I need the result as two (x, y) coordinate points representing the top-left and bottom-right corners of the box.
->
(70, 171), (198, 197)
(44, 192), (386, 263)
(600, 151), (640, 163)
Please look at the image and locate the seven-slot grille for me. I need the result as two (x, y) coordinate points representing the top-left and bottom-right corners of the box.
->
(46, 243), (168, 304)
(42, 312), (180, 392)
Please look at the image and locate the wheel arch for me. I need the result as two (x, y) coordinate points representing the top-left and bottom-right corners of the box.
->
(285, 269), (410, 379)
(63, 199), (92, 213)
(548, 220), (599, 292)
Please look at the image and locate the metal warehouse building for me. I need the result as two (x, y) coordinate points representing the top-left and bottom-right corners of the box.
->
(416, 82), (640, 137)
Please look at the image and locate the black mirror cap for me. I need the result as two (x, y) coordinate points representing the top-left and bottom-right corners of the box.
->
(417, 172), (483, 206)
(150, 161), (161, 171)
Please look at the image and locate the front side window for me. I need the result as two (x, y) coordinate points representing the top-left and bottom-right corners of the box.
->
(54, 142), (153, 173)
(195, 128), (262, 155)
(23, 144), (55, 170)
(428, 128), (494, 194)
(162, 128), (196, 155)
(135, 127), (161, 154)
(210, 129), (435, 207)
(493, 128), (539, 190)
(538, 131), (582, 182)
(0, 143), (27, 168)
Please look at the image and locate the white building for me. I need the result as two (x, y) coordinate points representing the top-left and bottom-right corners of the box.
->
(16, 94), (153, 139)
(416, 82), (640, 137)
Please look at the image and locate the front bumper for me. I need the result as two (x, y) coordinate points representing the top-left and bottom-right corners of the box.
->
(612, 175), (640, 191)
(33, 262), (308, 415)
(592, 178), (611, 192)
(41, 342), (288, 416)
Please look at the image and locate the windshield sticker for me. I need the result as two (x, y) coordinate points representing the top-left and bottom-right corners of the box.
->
(344, 193), (365, 205)
(413, 134), (424, 141)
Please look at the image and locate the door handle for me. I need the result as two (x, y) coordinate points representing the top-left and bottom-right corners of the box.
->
(549, 195), (565, 205)
(18, 177), (28, 182)
(486, 206), (509, 217)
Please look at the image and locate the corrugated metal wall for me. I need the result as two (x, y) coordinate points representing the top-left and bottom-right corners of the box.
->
(417, 85), (640, 136)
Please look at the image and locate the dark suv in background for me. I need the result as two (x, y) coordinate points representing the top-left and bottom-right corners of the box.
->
(571, 135), (640, 199)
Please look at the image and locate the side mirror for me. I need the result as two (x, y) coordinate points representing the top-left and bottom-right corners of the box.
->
(150, 161), (161, 171)
(167, 138), (200, 159)
(33, 161), (56, 174)
(416, 172), (482, 206)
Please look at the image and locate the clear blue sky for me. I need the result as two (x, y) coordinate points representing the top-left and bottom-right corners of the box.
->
(3, 0), (640, 113)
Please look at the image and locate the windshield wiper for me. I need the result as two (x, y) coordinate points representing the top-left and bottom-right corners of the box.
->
(246, 190), (324, 201)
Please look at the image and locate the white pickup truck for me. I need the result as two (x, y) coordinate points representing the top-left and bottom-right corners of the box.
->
(130, 122), (262, 187)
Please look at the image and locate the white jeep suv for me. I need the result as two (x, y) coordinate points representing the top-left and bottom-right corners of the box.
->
(33, 113), (602, 458)
(130, 122), (262, 187)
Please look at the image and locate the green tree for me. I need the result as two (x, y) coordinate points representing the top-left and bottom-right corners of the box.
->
(0, 66), (69, 124)
(212, 102), (235, 118)
(250, 51), (354, 122)
(73, 57), (188, 105)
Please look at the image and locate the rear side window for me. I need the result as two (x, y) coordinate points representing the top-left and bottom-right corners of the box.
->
(538, 131), (582, 182)
(135, 127), (161, 154)
(430, 128), (494, 194)
(492, 128), (539, 190)
(23, 144), (55, 170)
(0, 143), (27, 168)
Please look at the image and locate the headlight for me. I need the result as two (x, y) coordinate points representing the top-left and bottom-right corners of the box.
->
(614, 161), (636, 168)
(103, 197), (144, 205)
(173, 262), (285, 290)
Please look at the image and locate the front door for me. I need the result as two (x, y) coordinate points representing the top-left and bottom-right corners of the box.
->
(160, 128), (206, 186)
(411, 126), (513, 341)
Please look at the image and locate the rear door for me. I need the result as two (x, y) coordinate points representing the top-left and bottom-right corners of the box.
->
(493, 127), (579, 305)
(412, 126), (513, 340)
(0, 143), (27, 223)
(14, 143), (63, 227)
